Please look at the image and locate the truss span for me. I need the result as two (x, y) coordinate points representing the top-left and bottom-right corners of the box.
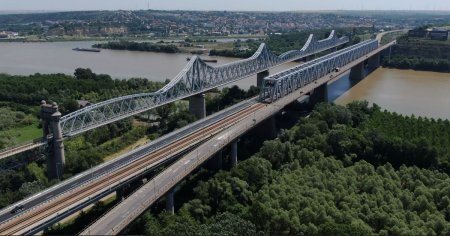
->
(259, 39), (379, 102)
(60, 30), (348, 137)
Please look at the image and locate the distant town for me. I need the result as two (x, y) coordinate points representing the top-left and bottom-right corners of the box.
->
(0, 10), (449, 40)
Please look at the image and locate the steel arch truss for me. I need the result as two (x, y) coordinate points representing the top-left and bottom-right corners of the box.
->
(259, 40), (378, 103)
(60, 30), (348, 137)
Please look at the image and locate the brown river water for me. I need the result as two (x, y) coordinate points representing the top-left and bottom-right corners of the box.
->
(1, 41), (450, 119)
(334, 68), (450, 120)
(0, 41), (297, 89)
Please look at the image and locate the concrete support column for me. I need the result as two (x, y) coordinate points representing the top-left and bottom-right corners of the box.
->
(41, 101), (65, 180)
(216, 150), (223, 170)
(349, 62), (365, 82)
(231, 141), (238, 168)
(257, 70), (269, 88)
(309, 82), (328, 106)
(263, 116), (277, 140)
(368, 52), (381, 71)
(189, 93), (206, 119)
(166, 188), (175, 214)
(116, 187), (125, 200)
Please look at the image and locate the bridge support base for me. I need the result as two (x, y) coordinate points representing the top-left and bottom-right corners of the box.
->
(41, 101), (65, 180)
(189, 94), (206, 119)
(231, 141), (238, 168)
(349, 62), (365, 82)
(309, 83), (328, 106)
(257, 70), (270, 88)
(215, 150), (223, 170)
(256, 116), (277, 140)
(208, 150), (223, 170)
(368, 52), (381, 71)
(166, 188), (175, 214)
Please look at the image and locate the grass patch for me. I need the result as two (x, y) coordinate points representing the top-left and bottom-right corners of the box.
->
(1, 122), (41, 144)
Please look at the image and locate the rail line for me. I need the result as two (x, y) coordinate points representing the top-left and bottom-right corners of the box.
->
(0, 102), (264, 235)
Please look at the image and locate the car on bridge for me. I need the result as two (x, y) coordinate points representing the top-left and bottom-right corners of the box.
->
(10, 205), (24, 214)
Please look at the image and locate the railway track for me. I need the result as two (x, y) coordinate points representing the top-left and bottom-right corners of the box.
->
(0, 102), (264, 235)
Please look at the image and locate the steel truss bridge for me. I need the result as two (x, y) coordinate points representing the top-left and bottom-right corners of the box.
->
(260, 39), (378, 102)
(82, 39), (393, 235)
(0, 37), (394, 235)
(59, 30), (348, 137)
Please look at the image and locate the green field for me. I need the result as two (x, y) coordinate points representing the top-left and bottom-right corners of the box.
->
(2, 123), (42, 144)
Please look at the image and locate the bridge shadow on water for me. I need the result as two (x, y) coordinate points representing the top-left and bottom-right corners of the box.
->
(327, 68), (371, 102)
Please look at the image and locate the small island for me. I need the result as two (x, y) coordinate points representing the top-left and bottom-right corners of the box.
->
(92, 41), (181, 53)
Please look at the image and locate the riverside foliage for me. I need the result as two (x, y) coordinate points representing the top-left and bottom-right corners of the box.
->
(383, 35), (450, 72)
(93, 41), (181, 53)
(134, 102), (450, 235)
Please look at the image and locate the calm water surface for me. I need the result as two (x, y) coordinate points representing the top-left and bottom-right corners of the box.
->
(334, 68), (450, 120)
(0, 41), (295, 89)
(2, 42), (450, 119)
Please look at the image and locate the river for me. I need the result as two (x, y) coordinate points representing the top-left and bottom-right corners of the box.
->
(2, 41), (450, 119)
(0, 41), (295, 90)
(334, 68), (450, 120)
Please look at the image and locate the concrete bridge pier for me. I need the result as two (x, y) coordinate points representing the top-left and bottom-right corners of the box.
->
(207, 150), (223, 170)
(257, 70), (270, 88)
(189, 94), (206, 119)
(252, 115), (277, 141)
(231, 141), (238, 168)
(165, 188), (175, 214)
(215, 150), (223, 170)
(116, 186), (126, 200)
(368, 52), (381, 71)
(349, 62), (365, 83)
(41, 101), (65, 180)
(309, 83), (328, 106)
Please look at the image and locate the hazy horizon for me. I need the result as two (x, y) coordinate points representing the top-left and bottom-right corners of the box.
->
(0, 0), (449, 12)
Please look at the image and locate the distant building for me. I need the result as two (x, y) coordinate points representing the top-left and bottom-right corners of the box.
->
(429, 29), (449, 41)
(408, 27), (449, 41)
(77, 100), (92, 108)
(0, 31), (19, 39)
(408, 29), (428, 38)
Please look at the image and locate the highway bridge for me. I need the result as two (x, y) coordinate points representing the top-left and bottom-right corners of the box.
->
(0, 36), (396, 235)
(0, 30), (348, 166)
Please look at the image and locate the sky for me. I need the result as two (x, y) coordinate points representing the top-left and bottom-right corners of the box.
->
(0, 0), (449, 12)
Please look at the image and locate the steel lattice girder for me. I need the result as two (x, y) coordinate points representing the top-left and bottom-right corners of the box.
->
(59, 30), (349, 137)
(259, 40), (379, 102)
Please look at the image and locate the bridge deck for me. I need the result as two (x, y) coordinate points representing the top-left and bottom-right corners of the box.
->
(0, 38), (395, 235)
(0, 138), (46, 161)
(82, 40), (396, 235)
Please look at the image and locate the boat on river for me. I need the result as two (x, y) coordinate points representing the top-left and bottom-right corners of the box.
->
(186, 57), (217, 63)
(72, 48), (101, 53)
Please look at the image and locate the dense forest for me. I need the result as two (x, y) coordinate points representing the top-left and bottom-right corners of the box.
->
(384, 34), (450, 72)
(125, 102), (450, 235)
(93, 41), (181, 53)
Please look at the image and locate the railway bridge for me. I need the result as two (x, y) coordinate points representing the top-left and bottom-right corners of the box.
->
(0, 30), (349, 180)
(0, 36), (396, 235)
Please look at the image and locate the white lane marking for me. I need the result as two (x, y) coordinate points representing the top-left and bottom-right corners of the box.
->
(73, 174), (82, 180)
